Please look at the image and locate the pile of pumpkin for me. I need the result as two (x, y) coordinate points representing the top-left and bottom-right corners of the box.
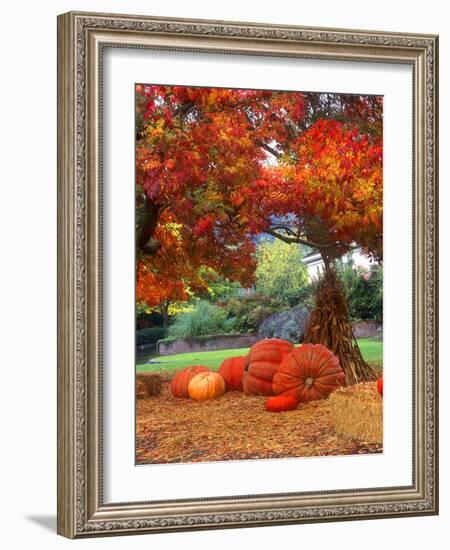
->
(169, 338), (378, 412)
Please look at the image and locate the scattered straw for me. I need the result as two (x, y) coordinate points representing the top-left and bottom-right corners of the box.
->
(136, 377), (382, 464)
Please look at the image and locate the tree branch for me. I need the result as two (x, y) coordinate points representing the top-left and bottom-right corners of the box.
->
(257, 141), (281, 158)
(265, 227), (350, 252)
(270, 225), (300, 238)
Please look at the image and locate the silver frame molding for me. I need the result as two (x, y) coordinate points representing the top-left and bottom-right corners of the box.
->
(57, 11), (439, 539)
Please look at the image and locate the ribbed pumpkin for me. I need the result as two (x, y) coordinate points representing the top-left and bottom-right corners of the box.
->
(170, 365), (210, 398)
(188, 371), (225, 401)
(243, 338), (294, 396)
(273, 344), (345, 402)
(377, 377), (383, 396)
(265, 395), (299, 412)
(218, 355), (246, 391)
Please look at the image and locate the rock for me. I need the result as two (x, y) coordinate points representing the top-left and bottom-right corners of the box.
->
(257, 306), (310, 343)
(351, 320), (383, 339)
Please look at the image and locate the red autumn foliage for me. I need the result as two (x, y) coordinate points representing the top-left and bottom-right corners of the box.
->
(249, 119), (382, 261)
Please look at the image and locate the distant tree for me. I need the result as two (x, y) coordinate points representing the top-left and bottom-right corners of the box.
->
(196, 267), (241, 303)
(337, 260), (383, 322)
(255, 239), (308, 306)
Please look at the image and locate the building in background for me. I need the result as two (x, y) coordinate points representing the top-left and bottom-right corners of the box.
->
(301, 248), (374, 282)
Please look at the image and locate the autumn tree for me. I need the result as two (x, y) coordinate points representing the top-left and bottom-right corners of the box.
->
(136, 85), (383, 381)
(135, 85), (305, 317)
(250, 118), (382, 382)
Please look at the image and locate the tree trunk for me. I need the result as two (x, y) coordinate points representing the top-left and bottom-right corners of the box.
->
(138, 198), (162, 255)
(160, 301), (170, 330)
(303, 263), (378, 384)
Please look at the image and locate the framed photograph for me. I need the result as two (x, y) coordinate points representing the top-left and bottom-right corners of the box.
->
(57, 11), (439, 538)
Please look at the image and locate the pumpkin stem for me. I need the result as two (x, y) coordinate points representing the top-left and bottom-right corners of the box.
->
(304, 377), (314, 388)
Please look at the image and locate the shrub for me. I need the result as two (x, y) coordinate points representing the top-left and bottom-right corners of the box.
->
(196, 267), (241, 303)
(136, 310), (165, 329)
(136, 326), (167, 346)
(336, 261), (383, 321)
(168, 301), (234, 339)
(247, 305), (275, 328)
(224, 293), (278, 333)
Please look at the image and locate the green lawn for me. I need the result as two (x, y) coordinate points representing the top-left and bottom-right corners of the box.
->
(136, 337), (382, 373)
(357, 338), (383, 368)
(136, 347), (251, 373)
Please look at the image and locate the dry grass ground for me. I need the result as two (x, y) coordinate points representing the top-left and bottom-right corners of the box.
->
(136, 379), (382, 464)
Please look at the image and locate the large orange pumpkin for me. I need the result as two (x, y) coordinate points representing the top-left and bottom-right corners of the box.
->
(218, 355), (246, 391)
(273, 344), (345, 402)
(243, 338), (294, 395)
(265, 395), (299, 412)
(188, 371), (225, 401)
(170, 365), (210, 398)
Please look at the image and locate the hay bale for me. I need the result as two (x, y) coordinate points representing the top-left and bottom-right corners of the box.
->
(328, 382), (382, 444)
(136, 373), (163, 398)
(136, 378), (148, 399)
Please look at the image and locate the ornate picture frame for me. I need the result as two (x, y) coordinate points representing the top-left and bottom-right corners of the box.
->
(57, 11), (438, 538)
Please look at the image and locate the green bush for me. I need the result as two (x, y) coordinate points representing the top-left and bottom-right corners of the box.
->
(224, 293), (278, 333)
(196, 267), (241, 303)
(168, 301), (235, 339)
(136, 326), (167, 346)
(136, 310), (165, 329)
(337, 261), (383, 322)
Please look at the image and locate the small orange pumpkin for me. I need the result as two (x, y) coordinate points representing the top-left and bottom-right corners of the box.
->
(218, 355), (246, 391)
(170, 365), (210, 398)
(243, 338), (294, 395)
(188, 371), (225, 401)
(265, 395), (299, 412)
(377, 376), (383, 396)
